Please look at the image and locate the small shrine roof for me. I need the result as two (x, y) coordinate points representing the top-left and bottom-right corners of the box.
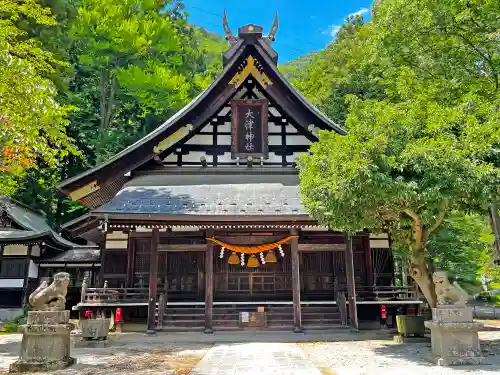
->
(38, 249), (101, 263)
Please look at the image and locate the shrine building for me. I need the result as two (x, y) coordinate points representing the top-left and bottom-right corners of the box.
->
(58, 17), (418, 333)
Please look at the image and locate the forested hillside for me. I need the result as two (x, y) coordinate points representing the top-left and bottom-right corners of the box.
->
(1, 0), (227, 226)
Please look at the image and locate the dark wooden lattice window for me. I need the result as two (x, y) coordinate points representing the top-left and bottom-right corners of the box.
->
(166, 252), (199, 293)
(133, 239), (150, 287)
(0, 258), (26, 277)
(333, 251), (346, 286)
(103, 251), (127, 274)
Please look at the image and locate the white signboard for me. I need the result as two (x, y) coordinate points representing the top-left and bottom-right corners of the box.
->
(241, 312), (249, 323)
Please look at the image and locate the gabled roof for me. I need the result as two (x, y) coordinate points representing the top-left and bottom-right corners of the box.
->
(0, 196), (97, 250)
(58, 24), (346, 208)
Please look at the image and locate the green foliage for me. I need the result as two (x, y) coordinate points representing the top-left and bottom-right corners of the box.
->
(427, 213), (492, 282)
(68, 0), (225, 163)
(296, 0), (500, 304)
(0, 0), (78, 196)
(1, 0), (226, 225)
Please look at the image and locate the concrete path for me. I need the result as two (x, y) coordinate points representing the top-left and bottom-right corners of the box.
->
(189, 343), (321, 375)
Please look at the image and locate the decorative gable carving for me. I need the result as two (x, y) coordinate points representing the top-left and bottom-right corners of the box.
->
(229, 56), (272, 89)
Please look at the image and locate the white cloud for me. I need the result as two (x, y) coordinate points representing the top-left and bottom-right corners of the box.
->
(346, 7), (369, 19)
(322, 7), (369, 39)
(323, 24), (342, 37)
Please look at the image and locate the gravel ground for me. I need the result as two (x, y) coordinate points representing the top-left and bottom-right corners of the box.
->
(2, 330), (500, 375)
(0, 333), (208, 375)
(300, 331), (500, 375)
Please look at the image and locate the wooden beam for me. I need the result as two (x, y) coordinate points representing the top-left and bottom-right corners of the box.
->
(363, 235), (373, 287)
(126, 235), (136, 287)
(204, 230), (214, 334)
(146, 228), (159, 334)
(345, 233), (359, 330)
(291, 228), (302, 333)
(22, 245), (32, 307)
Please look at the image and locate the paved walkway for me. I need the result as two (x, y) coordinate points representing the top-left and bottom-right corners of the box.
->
(189, 343), (321, 375)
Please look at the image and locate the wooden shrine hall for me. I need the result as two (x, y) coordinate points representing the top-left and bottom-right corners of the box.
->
(59, 15), (418, 333)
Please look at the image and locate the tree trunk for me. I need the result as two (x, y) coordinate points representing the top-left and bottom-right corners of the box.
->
(410, 249), (437, 307)
(490, 203), (500, 259)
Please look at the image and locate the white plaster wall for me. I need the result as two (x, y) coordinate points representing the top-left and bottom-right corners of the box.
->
(0, 279), (24, 288)
(31, 245), (41, 257)
(28, 260), (38, 278)
(3, 245), (28, 256)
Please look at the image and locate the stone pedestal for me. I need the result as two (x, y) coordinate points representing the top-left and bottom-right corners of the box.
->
(9, 311), (75, 373)
(425, 306), (486, 366)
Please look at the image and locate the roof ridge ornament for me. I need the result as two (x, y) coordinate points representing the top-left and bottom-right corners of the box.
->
(223, 9), (237, 45)
(268, 11), (279, 41)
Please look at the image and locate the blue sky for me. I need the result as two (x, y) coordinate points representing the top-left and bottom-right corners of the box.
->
(182, 0), (373, 63)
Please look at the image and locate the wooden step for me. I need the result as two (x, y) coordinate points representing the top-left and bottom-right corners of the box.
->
(163, 320), (205, 327)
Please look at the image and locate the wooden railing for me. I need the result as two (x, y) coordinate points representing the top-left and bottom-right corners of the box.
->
(355, 286), (419, 301)
(80, 278), (149, 305)
(78, 277), (419, 306)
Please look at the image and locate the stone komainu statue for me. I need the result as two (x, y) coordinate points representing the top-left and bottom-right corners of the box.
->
(433, 271), (469, 307)
(29, 272), (70, 311)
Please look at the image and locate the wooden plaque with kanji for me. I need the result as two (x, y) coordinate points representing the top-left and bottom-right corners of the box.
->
(231, 99), (269, 159)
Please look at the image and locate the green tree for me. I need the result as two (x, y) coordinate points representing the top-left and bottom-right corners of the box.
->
(297, 0), (500, 307)
(284, 15), (386, 124)
(428, 213), (492, 283)
(0, 0), (77, 196)
(69, 0), (224, 163)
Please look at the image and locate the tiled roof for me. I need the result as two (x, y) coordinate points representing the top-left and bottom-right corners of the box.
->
(0, 196), (98, 250)
(94, 184), (308, 216)
(39, 249), (101, 263)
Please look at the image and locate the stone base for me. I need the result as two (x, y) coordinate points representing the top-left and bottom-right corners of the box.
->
(393, 334), (430, 344)
(425, 306), (487, 366)
(430, 355), (487, 366)
(10, 310), (74, 373)
(10, 357), (76, 373)
(75, 339), (112, 348)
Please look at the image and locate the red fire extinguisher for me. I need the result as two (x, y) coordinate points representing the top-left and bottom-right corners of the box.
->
(115, 307), (122, 323)
(380, 304), (387, 327)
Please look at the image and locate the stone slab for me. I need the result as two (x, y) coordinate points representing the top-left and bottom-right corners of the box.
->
(9, 357), (76, 373)
(75, 339), (112, 348)
(19, 324), (73, 335)
(429, 355), (487, 366)
(189, 343), (321, 375)
(27, 310), (69, 325)
(432, 307), (473, 323)
(425, 321), (484, 331)
(393, 335), (430, 344)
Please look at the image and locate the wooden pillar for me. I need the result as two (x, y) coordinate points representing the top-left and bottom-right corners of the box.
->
(22, 245), (33, 307)
(98, 242), (105, 286)
(291, 228), (302, 333)
(126, 234), (136, 287)
(204, 231), (214, 334)
(363, 234), (373, 287)
(163, 250), (169, 294)
(0, 245), (4, 275)
(146, 228), (159, 334)
(345, 233), (359, 330)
